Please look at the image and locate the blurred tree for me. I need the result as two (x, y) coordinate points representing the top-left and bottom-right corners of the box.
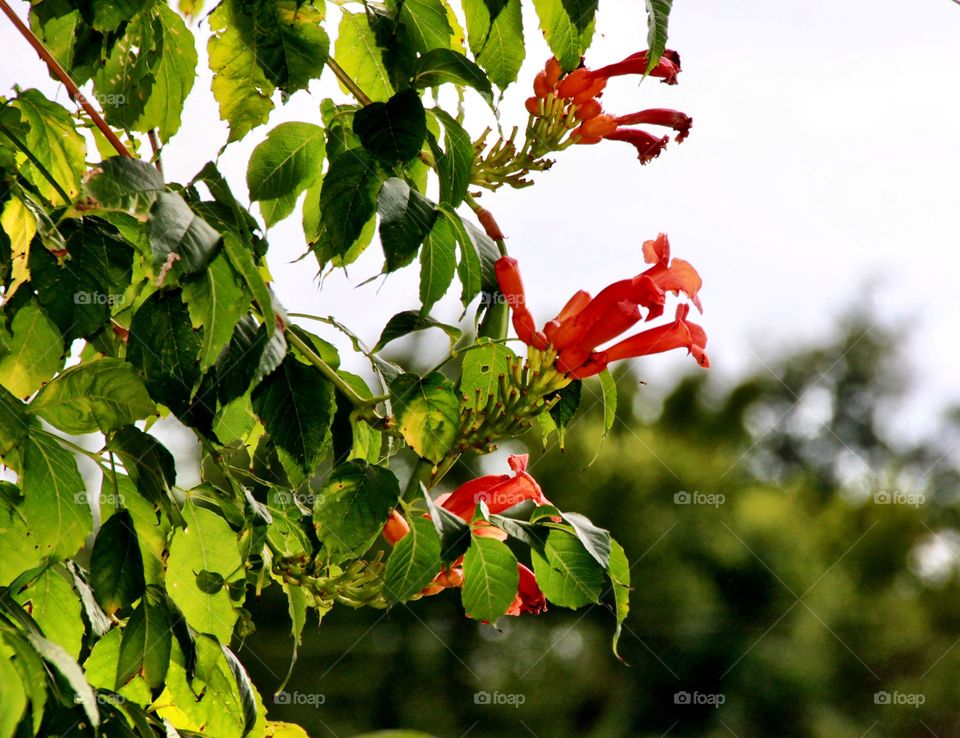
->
(243, 314), (960, 738)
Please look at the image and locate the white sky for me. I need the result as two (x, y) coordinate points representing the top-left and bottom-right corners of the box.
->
(2, 0), (960, 449)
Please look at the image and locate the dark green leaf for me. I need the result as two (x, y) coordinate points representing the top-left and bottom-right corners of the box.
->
(384, 514), (442, 602)
(377, 178), (437, 271)
(116, 586), (171, 691)
(437, 205), (482, 306)
(413, 50), (493, 105)
(312, 460), (401, 562)
(645, 0), (674, 72)
(91, 510), (146, 615)
(353, 89), (427, 164)
(251, 355), (336, 476)
(487, 514), (548, 557)
(461, 536), (518, 622)
(82, 157), (165, 215)
(30, 359), (156, 435)
(375, 310), (461, 351)
(319, 148), (383, 257)
(182, 251), (252, 372)
(429, 109), (475, 207)
(148, 191), (222, 278)
(108, 426), (177, 513)
(221, 231), (276, 335)
(531, 529), (604, 608)
(391, 372), (460, 463)
(549, 379), (582, 447)
(423, 486), (472, 564)
(419, 215), (457, 313)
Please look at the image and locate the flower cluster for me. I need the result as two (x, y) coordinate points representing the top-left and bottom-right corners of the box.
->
(496, 234), (708, 379)
(525, 51), (692, 163)
(383, 455), (548, 616)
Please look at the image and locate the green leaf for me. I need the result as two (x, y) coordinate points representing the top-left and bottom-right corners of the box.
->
(247, 122), (326, 228)
(459, 340), (515, 407)
(645, 0), (674, 72)
(0, 630), (44, 734)
(0, 194), (35, 302)
(166, 501), (244, 644)
(391, 372), (460, 463)
(82, 628), (152, 706)
(562, 511), (612, 569)
(312, 460), (401, 562)
(221, 232), (276, 336)
(487, 514), (549, 557)
(0, 650), (27, 738)
(384, 515), (442, 602)
(423, 487), (472, 563)
(214, 317), (287, 405)
(461, 536), (518, 622)
(531, 529), (605, 608)
(116, 585), (172, 691)
(127, 290), (202, 415)
(251, 355), (336, 476)
(419, 215), (457, 313)
(12, 568), (84, 661)
(461, 0), (524, 88)
(219, 643), (259, 737)
(83, 157), (165, 215)
(429, 109), (475, 207)
(148, 191), (222, 278)
(182, 251), (251, 372)
(400, 0), (454, 52)
(608, 538), (630, 659)
(12, 89), (86, 205)
(93, 4), (198, 142)
(19, 434), (91, 565)
(26, 630), (99, 729)
(532, 0), (597, 70)
(375, 310), (461, 352)
(107, 426), (178, 518)
(353, 90), (427, 164)
(377, 178), (437, 272)
(334, 12), (394, 103)
(548, 379), (581, 448)
(413, 50), (493, 104)
(208, 0), (276, 142)
(437, 204), (481, 306)
(0, 386), (31, 471)
(90, 509), (146, 615)
(319, 148), (383, 258)
(29, 358), (156, 434)
(0, 299), (63, 399)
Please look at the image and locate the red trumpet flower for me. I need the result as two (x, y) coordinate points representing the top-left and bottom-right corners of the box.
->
(506, 563), (548, 616)
(437, 454), (552, 520)
(495, 234), (708, 378)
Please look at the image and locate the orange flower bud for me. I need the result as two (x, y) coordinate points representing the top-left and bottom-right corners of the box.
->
(545, 57), (563, 88)
(533, 70), (550, 99)
(571, 77), (606, 106)
(382, 509), (410, 545)
(556, 68), (592, 98)
(579, 114), (618, 138)
(525, 96), (540, 115)
(574, 99), (602, 121)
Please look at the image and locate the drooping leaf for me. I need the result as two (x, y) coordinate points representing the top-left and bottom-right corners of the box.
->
(607, 538), (630, 659)
(26, 630), (99, 729)
(166, 502), (244, 644)
(108, 426), (177, 513)
(413, 50), (493, 105)
(423, 487), (472, 564)
(127, 290), (202, 415)
(461, 0), (524, 88)
(214, 316), (287, 405)
(645, 0), (674, 72)
(251, 355), (336, 476)
(90, 509), (146, 615)
(532, 0), (597, 70)
(419, 215), (457, 313)
(82, 157), (165, 215)
(377, 178), (437, 272)
(353, 90), (427, 164)
(319, 148), (383, 258)
(116, 585), (172, 691)
(221, 231), (276, 335)
(0, 386), (31, 472)
(0, 195), (36, 302)
(148, 191), (222, 279)
(246, 122), (326, 228)
(548, 379), (582, 448)
(461, 536), (519, 622)
(182, 251), (251, 372)
(391, 372), (460, 463)
(12, 568), (84, 660)
(429, 108), (475, 207)
(312, 460), (401, 562)
(562, 511), (612, 569)
(400, 0), (454, 52)
(220, 643), (259, 737)
(0, 299), (63, 399)
(384, 514), (442, 602)
(437, 204), (481, 306)
(375, 310), (461, 351)
(334, 12), (394, 103)
(12, 89), (86, 205)
(531, 529), (605, 609)
(30, 358), (156, 435)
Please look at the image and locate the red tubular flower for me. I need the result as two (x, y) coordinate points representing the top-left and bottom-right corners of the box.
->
(590, 49), (683, 85)
(506, 564), (547, 616)
(440, 454), (552, 520)
(603, 129), (670, 164)
(615, 109), (693, 143)
(494, 236), (707, 377)
(494, 257), (549, 350)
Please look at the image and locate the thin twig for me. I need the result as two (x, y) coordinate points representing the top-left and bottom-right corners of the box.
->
(326, 56), (373, 107)
(147, 129), (164, 177)
(0, 0), (131, 159)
